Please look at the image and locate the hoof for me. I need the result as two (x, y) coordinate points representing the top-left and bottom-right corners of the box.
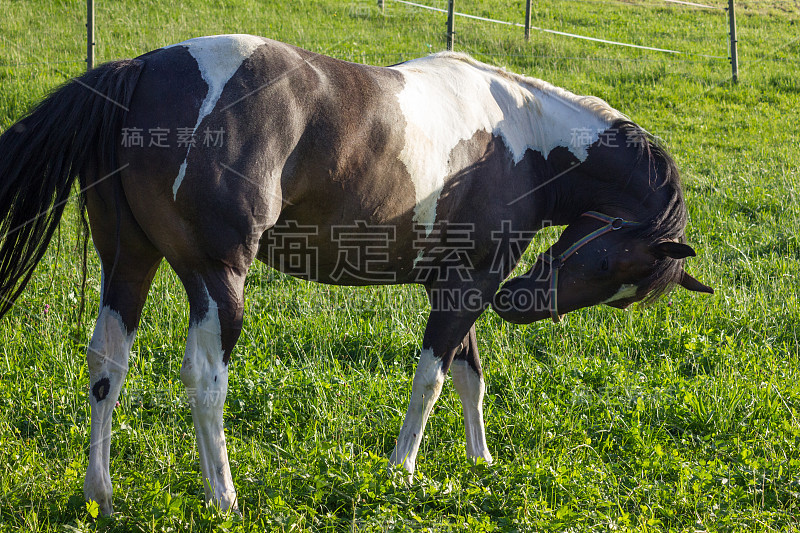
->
(84, 479), (113, 517)
(207, 490), (239, 515)
(387, 456), (415, 484)
(468, 452), (494, 466)
(85, 496), (113, 517)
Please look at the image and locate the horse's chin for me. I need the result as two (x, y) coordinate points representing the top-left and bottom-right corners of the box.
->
(492, 307), (549, 324)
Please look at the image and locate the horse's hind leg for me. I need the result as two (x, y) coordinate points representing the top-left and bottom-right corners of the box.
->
(83, 191), (163, 515)
(450, 325), (493, 465)
(176, 264), (249, 512)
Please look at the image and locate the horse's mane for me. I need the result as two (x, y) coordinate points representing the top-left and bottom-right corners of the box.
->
(427, 51), (627, 125)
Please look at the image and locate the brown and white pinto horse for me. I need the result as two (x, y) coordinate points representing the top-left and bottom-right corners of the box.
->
(0, 35), (712, 514)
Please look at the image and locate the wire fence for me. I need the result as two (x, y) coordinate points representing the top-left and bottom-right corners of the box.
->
(393, 0), (723, 56)
(1, 1), (797, 80)
(385, 0), (739, 78)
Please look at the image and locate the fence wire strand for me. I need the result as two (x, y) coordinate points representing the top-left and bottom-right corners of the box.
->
(662, 0), (723, 8)
(0, 60), (84, 68)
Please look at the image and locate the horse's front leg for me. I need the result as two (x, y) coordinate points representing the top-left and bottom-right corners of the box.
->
(390, 303), (485, 477)
(450, 325), (493, 465)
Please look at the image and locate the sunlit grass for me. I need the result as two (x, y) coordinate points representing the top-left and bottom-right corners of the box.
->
(0, 0), (798, 531)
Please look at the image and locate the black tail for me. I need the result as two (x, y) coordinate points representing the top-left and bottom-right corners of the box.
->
(0, 59), (143, 316)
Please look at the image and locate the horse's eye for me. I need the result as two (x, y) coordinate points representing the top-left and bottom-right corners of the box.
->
(600, 257), (609, 271)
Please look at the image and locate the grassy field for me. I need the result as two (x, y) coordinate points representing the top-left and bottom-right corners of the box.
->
(1, 0), (799, 531)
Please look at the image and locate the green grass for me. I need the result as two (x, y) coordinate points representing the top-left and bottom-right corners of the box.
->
(1, 0), (799, 530)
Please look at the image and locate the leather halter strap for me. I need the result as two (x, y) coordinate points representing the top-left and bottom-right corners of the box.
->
(539, 211), (642, 323)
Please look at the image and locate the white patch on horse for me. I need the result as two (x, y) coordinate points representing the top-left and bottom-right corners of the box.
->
(84, 305), (136, 515)
(412, 249), (425, 268)
(390, 348), (446, 476)
(450, 360), (493, 465)
(393, 53), (623, 234)
(169, 34), (264, 199)
(180, 285), (237, 510)
(602, 283), (638, 304)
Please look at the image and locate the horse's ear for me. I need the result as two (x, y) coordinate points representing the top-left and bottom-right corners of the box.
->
(653, 241), (696, 259)
(679, 270), (714, 294)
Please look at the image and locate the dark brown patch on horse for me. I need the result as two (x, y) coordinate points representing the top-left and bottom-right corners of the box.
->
(92, 377), (111, 402)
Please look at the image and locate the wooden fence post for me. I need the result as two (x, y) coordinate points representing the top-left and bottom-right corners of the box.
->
(525, 0), (532, 41)
(728, 0), (738, 82)
(86, 0), (95, 70)
(446, 0), (455, 51)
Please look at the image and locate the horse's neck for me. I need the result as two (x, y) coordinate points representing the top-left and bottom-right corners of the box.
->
(535, 139), (653, 227)
(541, 140), (671, 228)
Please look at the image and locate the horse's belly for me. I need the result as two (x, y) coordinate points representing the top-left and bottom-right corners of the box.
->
(257, 225), (419, 285)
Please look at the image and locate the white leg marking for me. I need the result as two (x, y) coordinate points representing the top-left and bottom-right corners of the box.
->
(450, 360), (493, 465)
(180, 288), (237, 511)
(84, 306), (136, 516)
(390, 349), (446, 476)
(169, 35), (265, 199)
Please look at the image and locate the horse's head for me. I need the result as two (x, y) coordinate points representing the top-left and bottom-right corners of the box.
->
(492, 122), (712, 324)
(492, 211), (712, 323)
